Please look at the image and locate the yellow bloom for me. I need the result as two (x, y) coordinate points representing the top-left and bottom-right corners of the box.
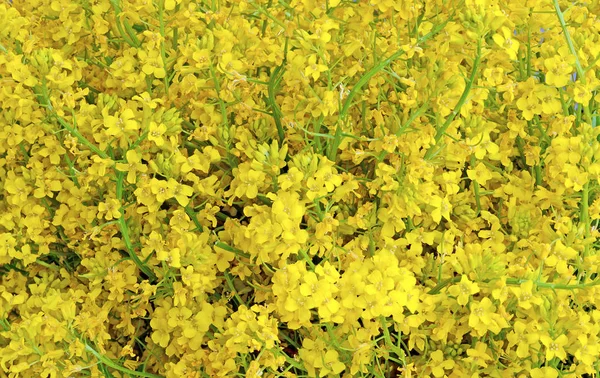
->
(430, 195), (452, 224)
(530, 367), (559, 378)
(104, 108), (138, 137)
(115, 149), (148, 184)
(167, 178), (194, 207)
(539, 333), (568, 361)
(148, 121), (167, 147)
(97, 198), (121, 220)
(492, 26), (520, 60)
(467, 162), (493, 187)
(468, 297), (499, 335)
(544, 51), (575, 88)
(448, 275), (479, 306)
(304, 55), (328, 81)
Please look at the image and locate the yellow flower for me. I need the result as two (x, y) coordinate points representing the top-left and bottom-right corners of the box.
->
(218, 52), (245, 76)
(226, 162), (266, 200)
(544, 50), (575, 88)
(464, 342), (492, 368)
(140, 49), (166, 78)
(429, 350), (455, 377)
(167, 178), (194, 207)
(278, 166), (304, 191)
(104, 108), (138, 137)
(530, 367), (559, 378)
(492, 26), (520, 60)
(536, 86), (561, 115)
(467, 162), (493, 187)
(37, 136), (67, 165)
(320, 350), (345, 376)
(148, 121), (167, 147)
(304, 55), (328, 81)
(150, 178), (173, 203)
(97, 198), (121, 220)
(539, 333), (569, 361)
(164, 0), (180, 11)
(468, 297), (499, 335)
(430, 195), (452, 224)
(269, 191), (305, 223)
(448, 275), (479, 306)
(115, 149), (148, 184)
(563, 164), (588, 192)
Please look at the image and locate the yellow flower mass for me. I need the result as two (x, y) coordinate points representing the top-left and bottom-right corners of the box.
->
(1, 0), (600, 377)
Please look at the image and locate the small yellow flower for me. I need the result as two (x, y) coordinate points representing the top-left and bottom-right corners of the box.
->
(304, 55), (328, 81)
(167, 178), (194, 206)
(467, 162), (493, 187)
(115, 149), (148, 184)
(97, 198), (121, 220)
(148, 121), (167, 147)
(540, 333), (569, 361)
(448, 275), (479, 306)
(492, 26), (520, 60)
(430, 195), (452, 224)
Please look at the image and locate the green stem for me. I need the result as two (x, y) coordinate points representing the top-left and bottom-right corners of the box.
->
(54, 113), (109, 159)
(552, 0), (592, 123)
(109, 0), (139, 47)
(224, 271), (245, 306)
(379, 317), (407, 365)
(299, 249), (316, 269)
(268, 62), (286, 144)
(0, 318), (10, 331)
(116, 171), (157, 282)
(35, 259), (60, 271)
(214, 241), (251, 259)
(158, 1), (170, 94)
(552, 0), (584, 78)
(63, 153), (81, 188)
(327, 9), (455, 161)
(580, 181), (591, 281)
(428, 275), (600, 295)
(470, 155), (482, 216)
(425, 38), (482, 160)
(84, 342), (163, 378)
(184, 205), (204, 232)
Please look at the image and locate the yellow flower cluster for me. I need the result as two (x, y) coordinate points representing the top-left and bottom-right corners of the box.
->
(1, 0), (600, 377)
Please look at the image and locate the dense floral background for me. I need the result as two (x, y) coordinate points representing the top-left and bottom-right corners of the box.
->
(1, 0), (600, 377)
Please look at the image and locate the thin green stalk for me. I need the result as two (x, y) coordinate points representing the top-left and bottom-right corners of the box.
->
(36, 259), (60, 271)
(267, 62), (286, 144)
(470, 155), (482, 216)
(84, 343), (163, 378)
(224, 271), (245, 306)
(552, 0), (584, 78)
(327, 10), (455, 161)
(54, 113), (109, 159)
(526, 27), (532, 78)
(214, 241), (251, 259)
(0, 319), (10, 331)
(558, 87), (570, 116)
(184, 205), (204, 232)
(552, 0), (592, 123)
(63, 153), (81, 188)
(158, 1), (170, 94)
(116, 171), (157, 283)
(425, 38), (483, 160)
(580, 181), (591, 279)
(109, 0), (139, 48)
(379, 317), (407, 366)
(428, 275), (600, 295)
(299, 249), (316, 269)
